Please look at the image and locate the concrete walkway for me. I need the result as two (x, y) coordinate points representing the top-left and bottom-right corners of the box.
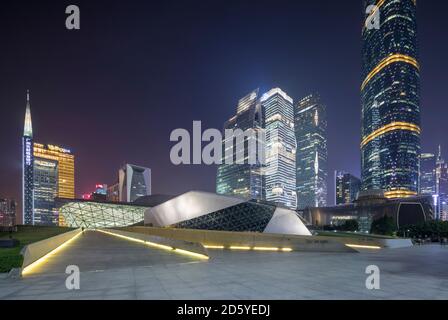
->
(20, 230), (200, 276)
(0, 231), (447, 300)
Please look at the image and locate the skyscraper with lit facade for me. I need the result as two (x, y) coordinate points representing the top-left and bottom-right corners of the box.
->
(33, 143), (75, 225)
(216, 89), (265, 200)
(33, 158), (59, 225)
(335, 171), (361, 205)
(419, 153), (436, 196)
(295, 93), (327, 209)
(361, 0), (421, 199)
(261, 88), (296, 209)
(22, 91), (34, 225)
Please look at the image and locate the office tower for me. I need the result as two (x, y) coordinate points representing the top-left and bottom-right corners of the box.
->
(33, 158), (59, 225)
(216, 89), (265, 200)
(261, 88), (296, 209)
(419, 153), (436, 195)
(119, 164), (151, 202)
(34, 143), (75, 225)
(361, 0), (421, 198)
(0, 198), (17, 227)
(335, 171), (361, 205)
(22, 91), (34, 225)
(295, 94), (328, 209)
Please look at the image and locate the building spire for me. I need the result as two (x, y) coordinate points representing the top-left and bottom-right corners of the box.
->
(23, 90), (33, 137)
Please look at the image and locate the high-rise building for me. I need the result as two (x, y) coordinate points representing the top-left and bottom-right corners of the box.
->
(361, 0), (421, 199)
(33, 158), (59, 225)
(216, 89), (265, 200)
(22, 91), (34, 225)
(335, 171), (361, 205)
(261, 88), (296, 209)
(119, 164), (151, 202)
(295, 93), (328, 209)
(0, 198), (17, 227)
(419, 153), (436, 195)
(34, 143), (75, 225)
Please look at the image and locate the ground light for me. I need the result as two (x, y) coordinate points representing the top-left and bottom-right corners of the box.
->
(345, 244), (382, 250)
(204, 245), (293, 252)
(22, 230), (83, 276)
(97, 229), (209, 260)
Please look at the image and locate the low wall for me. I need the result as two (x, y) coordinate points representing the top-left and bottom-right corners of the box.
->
(118, 226), (359, 252)
(21, 228), (82, 271)
(102, 228), (209, 258)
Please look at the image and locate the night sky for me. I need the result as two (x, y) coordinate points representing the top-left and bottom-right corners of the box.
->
(1, 0), (447, 221)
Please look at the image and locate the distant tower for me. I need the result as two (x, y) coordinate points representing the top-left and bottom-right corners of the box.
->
(216, 89), (265, 201)
(295, 93), (328, 209)
(119, 164), (152, 202)
(22, 90), (34, 225)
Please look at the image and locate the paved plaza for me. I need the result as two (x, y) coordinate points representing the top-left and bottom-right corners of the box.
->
(0, 230), (447, 300)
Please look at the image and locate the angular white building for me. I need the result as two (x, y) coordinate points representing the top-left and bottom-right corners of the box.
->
(145, 191), (311, 236)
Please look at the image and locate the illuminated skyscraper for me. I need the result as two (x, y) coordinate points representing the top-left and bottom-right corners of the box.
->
(261, 88), (296, 209)
(0, 198), (17, 227)
(361, 0), (421, 198)
(419, 153), (436, 195)
(335, 171), (361, 205)
(295, 93), (327, 209)
(22, 91), (34, 225)
(33, 158), (59, 225)
(216, 89), (265, 200)
(34, 143), (75, 225)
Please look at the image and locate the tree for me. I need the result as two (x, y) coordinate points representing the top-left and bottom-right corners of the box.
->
(340, 219), (359, 232)
(370, 216), (396, 236)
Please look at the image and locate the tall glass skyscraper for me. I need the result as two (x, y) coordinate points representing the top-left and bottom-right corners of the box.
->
(22, 91), (34, 225)
(261, 88), (296, 209)
(419, 153), (436, 195)
(216, 89), (264, 200)
(335, 171), (361, 205)
(361, 0), (421, 199)
(33, 158), (59, 225)
(295, 94), (327, 209)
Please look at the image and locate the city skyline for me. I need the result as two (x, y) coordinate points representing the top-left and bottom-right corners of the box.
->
(1, 1), (447, 220)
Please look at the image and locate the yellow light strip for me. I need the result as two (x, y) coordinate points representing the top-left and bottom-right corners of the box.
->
(345, 244), (382, 250)
(209, 245), (293, 252)
(229, 246), (252, 250)
(361, 122), (421, 147)
(361, 54), (419, 91)
(204, 245), (225, 249)
(22, 230), (83, 276)
(253, 247), (280, 251)
(384, 190), (418, 199)
(173, 248), (210, 260)
(97, 229), (209, 260)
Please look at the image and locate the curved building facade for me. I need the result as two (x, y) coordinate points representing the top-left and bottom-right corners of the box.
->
(145, 191), (311, 236)
(361, 0), (421, 199)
